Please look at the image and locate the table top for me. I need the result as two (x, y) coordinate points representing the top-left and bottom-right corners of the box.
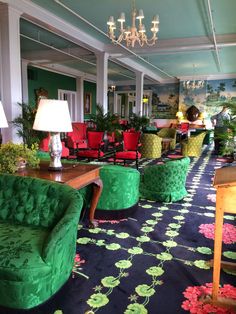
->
(213, 165), (236, 187)
(17, 161), (101, 187)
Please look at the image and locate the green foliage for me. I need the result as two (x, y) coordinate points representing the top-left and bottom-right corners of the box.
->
(90, 104), (120, 132)
(129, 113), (150, 131)
(0, 142), (40, 174)
(11, 102), (46, 146)
(218, 102), (236, 156)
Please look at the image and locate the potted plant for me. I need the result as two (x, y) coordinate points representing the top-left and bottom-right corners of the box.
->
(0, 142), (40, 174)
(11, 102), (47, 147)
(129, 113), (150, 131)
(90, 104), (120, 132)
(218, 102), (236, 160)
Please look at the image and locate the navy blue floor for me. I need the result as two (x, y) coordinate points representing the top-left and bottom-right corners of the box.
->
(1, 146), (235, 314)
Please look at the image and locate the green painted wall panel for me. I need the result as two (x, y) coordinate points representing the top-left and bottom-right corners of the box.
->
(27, 67), (96, 119)
(84, 80), (96, 118)
(28, 66), (76, 105)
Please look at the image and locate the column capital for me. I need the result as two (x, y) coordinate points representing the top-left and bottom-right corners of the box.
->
(0, 3), (23, 17)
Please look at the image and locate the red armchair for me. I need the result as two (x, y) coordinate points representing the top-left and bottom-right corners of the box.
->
(77, 131), (105, 161)
(39, 134), (69, 158)
(67, 122), (87, 154)
(114, 131), (142, 169)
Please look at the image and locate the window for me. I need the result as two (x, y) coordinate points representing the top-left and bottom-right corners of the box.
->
(58, 89), (77, 122)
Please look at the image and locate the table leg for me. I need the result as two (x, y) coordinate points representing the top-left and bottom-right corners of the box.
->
(212, 199), (224, 304)
(88, 178), (103, 228)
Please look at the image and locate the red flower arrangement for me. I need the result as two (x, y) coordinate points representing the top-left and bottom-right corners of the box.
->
(182, 283), (236, 313)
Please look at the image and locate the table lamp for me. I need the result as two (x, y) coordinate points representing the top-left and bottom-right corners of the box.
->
(0, 101), (9, 144)
(176, 111), (184, 123)
(33, 99), (72, 171)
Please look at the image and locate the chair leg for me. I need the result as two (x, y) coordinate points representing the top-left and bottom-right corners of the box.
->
(136, 159), (138, 170)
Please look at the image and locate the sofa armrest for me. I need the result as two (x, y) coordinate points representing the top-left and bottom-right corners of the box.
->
(42, 193), (83, 263)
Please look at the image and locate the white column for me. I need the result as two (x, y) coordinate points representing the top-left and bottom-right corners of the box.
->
(135, 71), (144, 116)
(76, 77), (84, 122)
(0, 4), (22, 143)
(96, 52), (108, 114)
(114, 92), (118, 114)
(21, 59), (28, 104)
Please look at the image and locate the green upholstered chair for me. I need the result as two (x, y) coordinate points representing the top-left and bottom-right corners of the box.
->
(95, 165), (140, 219)
(140, 133), (162, 158)
(0, 174), (83, 309)
(157, 128), (177, 150)
(181, 131), (206, 157)
(140, 157), (190, 202)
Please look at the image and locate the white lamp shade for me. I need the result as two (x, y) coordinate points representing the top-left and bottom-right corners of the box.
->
(33, 99), (72, 132)
(0, 101), (8, 128)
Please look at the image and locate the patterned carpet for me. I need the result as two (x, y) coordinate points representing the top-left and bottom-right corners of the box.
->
(2, 146), (236, 314)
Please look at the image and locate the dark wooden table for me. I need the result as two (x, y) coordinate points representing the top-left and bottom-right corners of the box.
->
(17, 162), (103, 228)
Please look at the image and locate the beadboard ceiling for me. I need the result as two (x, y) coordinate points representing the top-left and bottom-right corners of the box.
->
(5, 0), (236, 84)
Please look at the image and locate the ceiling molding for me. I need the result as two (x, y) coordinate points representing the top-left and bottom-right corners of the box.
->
(107, 34), (236, 57)
(1, 0), (106, 54)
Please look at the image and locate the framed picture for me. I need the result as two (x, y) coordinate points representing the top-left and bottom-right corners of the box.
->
(84, 93), (92, 114)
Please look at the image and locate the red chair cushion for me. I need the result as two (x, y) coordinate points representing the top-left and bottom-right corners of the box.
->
(115, 151), (141, 160)
(87, 131), (104, 149)
(77, 150), (104, 158)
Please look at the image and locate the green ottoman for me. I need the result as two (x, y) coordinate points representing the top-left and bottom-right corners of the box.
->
(96, 165), (140, 219)
(140, 157), (190, 202)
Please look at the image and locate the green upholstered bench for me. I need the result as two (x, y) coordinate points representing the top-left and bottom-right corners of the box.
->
(140, 157), (190, 202)
(0, 174), (83, 309)
(95, 165), (140, 219)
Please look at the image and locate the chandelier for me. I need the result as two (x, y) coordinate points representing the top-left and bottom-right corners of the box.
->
(183, 65), (205, 90)
(107, 0), (159, 48)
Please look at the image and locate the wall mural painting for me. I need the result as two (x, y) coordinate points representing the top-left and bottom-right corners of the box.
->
(179, 79), (236, 120)
(205, 79), (236, 116)
(179, 82), (206, 116)
(150, 83), (179, 119)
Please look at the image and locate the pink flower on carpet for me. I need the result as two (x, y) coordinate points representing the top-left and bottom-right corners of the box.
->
(95, 219), (127, 224)
(72, 253), (86, 278)
(206, 194), (216, 203)
(74, 254), (85, 265)
(182, 283), (236, 313)
(199, 223), (236, 244)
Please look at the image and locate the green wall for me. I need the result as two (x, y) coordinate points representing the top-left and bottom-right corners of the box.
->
(84, 81), (97, 119)
(28, 66), (76, 105)
(27, 67), (96, 118)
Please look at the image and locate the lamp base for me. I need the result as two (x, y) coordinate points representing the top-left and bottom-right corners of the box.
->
(48, 132), (63, 171)
(48, 166), (63, 172)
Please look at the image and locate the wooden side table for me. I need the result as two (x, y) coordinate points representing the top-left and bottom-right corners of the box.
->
(17, 162), (103, 228)
(209, 166), (236, 309)
(161, 138), (172, 152)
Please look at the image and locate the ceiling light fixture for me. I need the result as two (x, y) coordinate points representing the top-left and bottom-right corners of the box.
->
(183, 64), (205, 90)
(107, 0), (159, 48)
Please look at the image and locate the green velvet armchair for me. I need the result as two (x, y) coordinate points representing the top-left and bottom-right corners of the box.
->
(140, 133), (162, 158)
(157, 127), (177, 150)
(140, 157), (190, 202)
(0, 174), (83, 309)
(181, 131), (206, 157)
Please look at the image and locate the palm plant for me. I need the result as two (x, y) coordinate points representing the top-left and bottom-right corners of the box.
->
(218, 102), (236, 159)
(90, 104), (120, 132)
(11, 102), (46, 147)
(129, 113), (150, 131)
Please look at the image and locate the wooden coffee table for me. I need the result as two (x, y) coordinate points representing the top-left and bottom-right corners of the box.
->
(17, 162), (103, 228)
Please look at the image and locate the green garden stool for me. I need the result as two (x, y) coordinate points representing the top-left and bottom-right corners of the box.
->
(96, 165), (140, 219)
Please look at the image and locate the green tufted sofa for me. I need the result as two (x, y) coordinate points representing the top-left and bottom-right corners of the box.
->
(0, 174), (83, 309)
(140, 157), (190, 202)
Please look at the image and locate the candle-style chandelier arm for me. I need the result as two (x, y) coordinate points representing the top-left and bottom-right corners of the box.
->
(106, 1), (159, 48)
